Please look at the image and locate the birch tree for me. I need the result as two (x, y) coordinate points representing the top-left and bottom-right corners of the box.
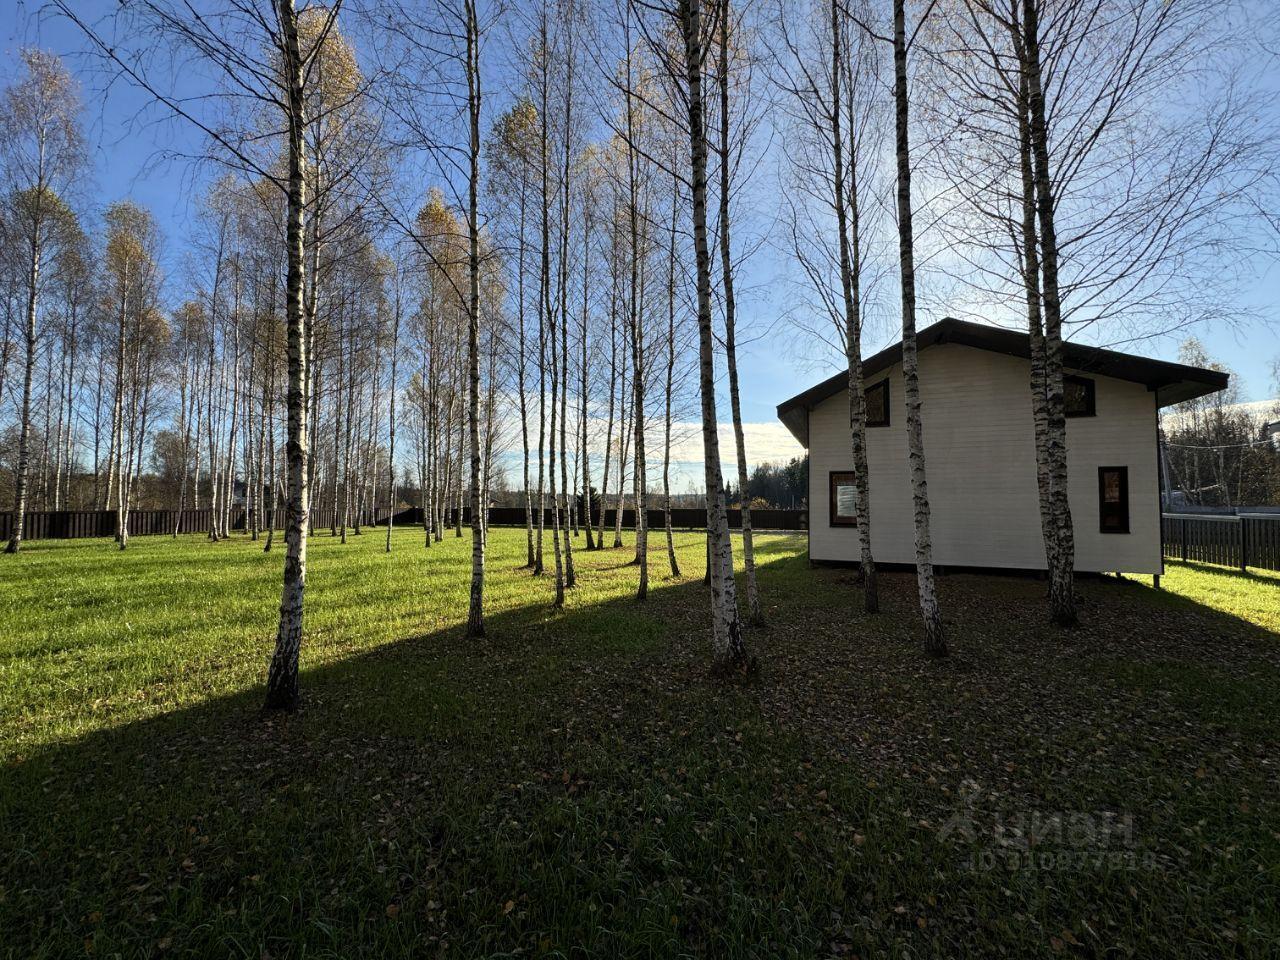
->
(885, 0), (947, 655)
(771, 0), (883, 612)
(1, 50), (84, 554)
(52, 0), (347, 708)
(488, 100), (540, 565)
(926, 0), (1272, 626)
(676, 0), (752, 671)
(713, 0), (765, 624)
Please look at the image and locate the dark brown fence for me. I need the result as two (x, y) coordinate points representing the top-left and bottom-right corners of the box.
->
(0, 504), (806, 543)
(0, 506), (385, 542)
(389, 506), (808, 532)
(1162, 513), (1280, 573)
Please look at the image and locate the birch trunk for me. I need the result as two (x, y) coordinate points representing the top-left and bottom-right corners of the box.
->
(558, 44), (577, 590)
(1022, 0), (1077, 627)
(386, 279), (401, 553)
(549, 272), (566, 607)
(6, 215), (40, 553)
(830, 0), (877, 612)
(175, 343), (191, 535)
(111, 263), (130, 546)
(224, 302), (242, 540)
(579, 193), (596, 551)
(892, 0), (946, 656)
(596, 260), (616, 550)
(60, 301), (78, 511)
(614, 339), (630, 549)
(264, 0), (311, 711)
(464, 0), (486, 637)
(517, 189), (535, 566)
(624, 17), (647, 596)
(681, 0), (750, 672)
(1013, 25), (1059, 610)
(717, 0), (760, 623)
(663, 178), (681, 578)
(534, 49), (551, 575)
(264, 325), (278, 553)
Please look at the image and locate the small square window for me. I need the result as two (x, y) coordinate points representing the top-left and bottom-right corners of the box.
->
(865, 379), (889, 427)
(1065, 375), (1096, 418)
(829, 471), (858, 527)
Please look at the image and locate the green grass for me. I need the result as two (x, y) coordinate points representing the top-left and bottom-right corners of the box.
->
(1153, 561), (1280, 633)
(2, 529), (1279, 958)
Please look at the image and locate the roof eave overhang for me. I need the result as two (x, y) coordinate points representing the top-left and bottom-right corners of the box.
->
(775, 317), (1230, 433)
(1152, 376), (1230, 408)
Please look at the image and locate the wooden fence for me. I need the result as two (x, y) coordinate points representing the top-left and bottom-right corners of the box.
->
(387, 506), (807, 532)
(1162, 513), (1280, 573)
(0, 504), (807, 542)
(0, 506), (384, 542)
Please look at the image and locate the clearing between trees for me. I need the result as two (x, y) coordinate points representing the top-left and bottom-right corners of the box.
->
(2, 529), (1277, 957)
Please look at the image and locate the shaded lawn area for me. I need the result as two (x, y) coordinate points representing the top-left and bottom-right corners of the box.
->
(2, 528), (1278, 958)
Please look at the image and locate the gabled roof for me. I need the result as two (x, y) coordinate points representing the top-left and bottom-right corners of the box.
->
(776, 317), (1229, 447)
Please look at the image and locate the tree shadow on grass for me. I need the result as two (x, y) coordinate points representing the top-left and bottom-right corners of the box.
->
(4, 537), (1279, 958)
(1, 559), (799, 958)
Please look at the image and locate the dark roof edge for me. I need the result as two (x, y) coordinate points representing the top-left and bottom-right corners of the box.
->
(776, 317), (1229, 426)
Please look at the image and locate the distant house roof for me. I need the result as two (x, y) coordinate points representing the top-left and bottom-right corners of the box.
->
(776, 317), (1229, 447)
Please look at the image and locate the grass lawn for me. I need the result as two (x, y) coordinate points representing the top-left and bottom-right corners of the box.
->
(2, 527), (1278, 958)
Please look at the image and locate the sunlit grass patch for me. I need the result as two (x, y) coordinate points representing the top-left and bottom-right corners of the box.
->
(1152, 560), (1280, 634)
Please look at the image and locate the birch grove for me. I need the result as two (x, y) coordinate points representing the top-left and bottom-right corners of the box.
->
(6, 0), (1274, 691)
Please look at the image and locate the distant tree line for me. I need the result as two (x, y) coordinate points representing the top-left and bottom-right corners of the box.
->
(726, 456), (808, 510)
(1162, 341), (1280, 509)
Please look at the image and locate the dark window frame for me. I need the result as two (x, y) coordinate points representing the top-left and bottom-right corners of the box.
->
(829, 470), (858, 527)
(1065, 374), (1097, 418)
(865, 378), (890, 428)
(1098, 465), (1130, 534)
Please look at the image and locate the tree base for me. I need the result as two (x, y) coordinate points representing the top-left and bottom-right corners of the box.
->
(1049, 606), (1079, 629)
(710, 653), (760, 681)
(262, 686), (299, 713)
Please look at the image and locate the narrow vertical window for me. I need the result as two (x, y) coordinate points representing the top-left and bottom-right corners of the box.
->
(829, 471), (858, 527)
(1098, 466), (1129, 534)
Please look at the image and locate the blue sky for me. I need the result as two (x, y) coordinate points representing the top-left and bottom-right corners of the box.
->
(7, 3), (1277, 487)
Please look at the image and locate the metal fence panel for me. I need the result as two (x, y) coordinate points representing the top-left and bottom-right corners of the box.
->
(1162, 513), (1280, 573)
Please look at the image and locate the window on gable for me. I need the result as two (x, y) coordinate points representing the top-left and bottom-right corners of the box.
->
(1098, 466), (1129, 534)
(1065, 375), (1096, 418)
(864, 379), (890, 427)
(829, 471), (858, 527)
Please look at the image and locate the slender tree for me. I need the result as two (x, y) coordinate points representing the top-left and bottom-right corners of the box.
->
(890, 0), (946, 656)
(715, 0), (763, 623)
(677, 0), (751, 671)
(1, 51), (84, 554)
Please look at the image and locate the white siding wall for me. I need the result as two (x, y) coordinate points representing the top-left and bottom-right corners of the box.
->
(807, 343), (1162, 573)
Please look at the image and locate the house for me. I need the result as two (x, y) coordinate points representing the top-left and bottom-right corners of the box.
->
(1265, 420), (1280, 451)
(776, 317), (1228, 575)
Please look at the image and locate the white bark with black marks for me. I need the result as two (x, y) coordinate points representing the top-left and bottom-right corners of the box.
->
(892, 0), (946, 657)
(680, 0), (750, 673)
(265, 0), (311, 711)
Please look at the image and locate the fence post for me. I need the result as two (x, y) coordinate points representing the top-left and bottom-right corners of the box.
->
(1181, 518), (1188, 562)
(1240, 519), (1248, 573)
